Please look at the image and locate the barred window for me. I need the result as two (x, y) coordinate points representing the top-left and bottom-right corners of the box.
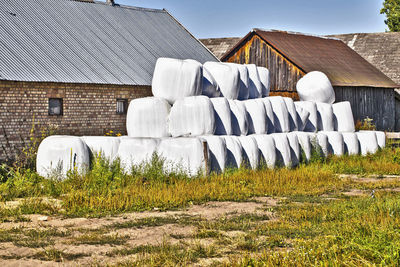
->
(116, 99), (128, 114)
(48, 98), (63, 116)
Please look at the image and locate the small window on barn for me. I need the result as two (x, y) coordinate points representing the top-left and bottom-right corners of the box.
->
(48, 98), (63, 116)
(116, 99), (128, 115)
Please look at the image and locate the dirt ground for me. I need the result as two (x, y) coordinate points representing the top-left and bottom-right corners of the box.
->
(1, 175), (400, 266)
(0, 197), (277, 266)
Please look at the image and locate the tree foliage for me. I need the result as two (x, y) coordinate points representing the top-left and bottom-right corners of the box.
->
(381, 0), (400, 32)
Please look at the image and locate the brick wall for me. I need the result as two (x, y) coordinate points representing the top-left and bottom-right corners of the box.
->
(0, 80), (152, 162)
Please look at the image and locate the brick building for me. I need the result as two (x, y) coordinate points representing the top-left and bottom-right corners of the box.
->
(0, 0), (218, 162)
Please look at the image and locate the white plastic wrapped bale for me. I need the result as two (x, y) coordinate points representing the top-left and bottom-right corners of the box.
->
(268, 96), (290, 133)
(229, 100), (248, 136)
(204, 62), (240, 99)
(314, 132), (329, 158)
(257, 67), (270, 97)
(152, 58), (202, 104)
(271, 133), (292, 168)
(37, 136), (90, 179)
(296, 71), (335, 104)
(210, 97), (232, 135)
(286, 132), (301, 167)
(283, 97), (299, 131)
(157, 137), (210, 176)
(293, 132), (312, 162)
(316, 102), (334, 131)
(342, 132), (360, 155)
(295, 101), (318, 132)
(296, 106), (310, 132)
(202, 68), (221, 98)
(260, 98), (276, 134)
(81, 136), (120, 161)
(225, 63), (249, 100)
(332, 102), (355, 132)
(252, 134), (276, 169)
(238, 136), (260, 170)
(117, 137), (160, 172)
(126, 97), (171, 138)
(200, 135), (227, 173)
(360, 131), (386, 149)
(223, 136), (243, 168)
(244, 99), (267, 134)
(169, 96), (215, 137)
(320, 131), (345, 156)
(356, 131), (379, 156)
(246, 64), (262, 99)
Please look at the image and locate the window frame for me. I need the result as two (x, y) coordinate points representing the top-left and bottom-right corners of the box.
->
(116, 98), (128, 115)
(48, 98), (63, 116)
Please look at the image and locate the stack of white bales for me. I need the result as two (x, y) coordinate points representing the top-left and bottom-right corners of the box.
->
(36, 58), (386, 179)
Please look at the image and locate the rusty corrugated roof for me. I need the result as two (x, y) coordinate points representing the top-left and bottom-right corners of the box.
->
(223, 29), (398, 88)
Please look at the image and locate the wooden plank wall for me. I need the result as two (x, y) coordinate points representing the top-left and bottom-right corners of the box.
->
(395, 98), (400, 132)
(334, 86), (395, 131)
(225, 34), (305, 93)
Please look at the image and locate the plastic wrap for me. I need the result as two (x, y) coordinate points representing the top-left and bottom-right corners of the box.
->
(202, 68), (221, 98)
(293, 131), (312, 162)
(342, 132), (359, 155)
(316, 102), (334, 131)
(356, 131), (378, 156)
(286, 132), (300, 167)
(332, 101), (355, 132)
(246, 64), (262, 99)
(283, 97), (299, 131)
(257, 67), (270, 97)
(210, 97), (232, 135)
(295, 101), (318, 132)
(169, 96), (215, 137)
(315, 132), (329, 157)
(225, 63), (249, 100)
(200, 135), (227, 173)
(204, 62), (240, 99)
(260, 98), (276, 134)
(271, 133), (292, 168)
(37, 136), (90, 179)
(244, 99), (267, 135)
(320, 131), (344, 156)
(238, 136), (260, 169)
(223, 136), (243, 168)
(157, 137), (210, 176)
(360, 131), (386, 149)
(252, 134), (276, 169)
(81, 136), (121, 160)
(117, 137), (160, 172)
(268, 96), (290, 133)
(152, 58), (202, 104)
(296, 106), (310, 132)
(229, 99), (248, 136)
(296, 71), (335, 104)
(126, 97), (171, 138)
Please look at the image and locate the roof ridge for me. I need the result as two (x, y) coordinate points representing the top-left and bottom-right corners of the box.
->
(64, 0), (165, 13)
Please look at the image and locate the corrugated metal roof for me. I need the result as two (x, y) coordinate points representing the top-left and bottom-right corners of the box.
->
(222, 29), (398, 88)
(0, 0), (218, 85)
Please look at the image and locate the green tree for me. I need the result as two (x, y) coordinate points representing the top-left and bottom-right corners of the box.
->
(381, 0), (400, 32)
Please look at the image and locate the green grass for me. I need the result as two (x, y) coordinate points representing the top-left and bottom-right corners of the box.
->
(1, 147), (400, 218)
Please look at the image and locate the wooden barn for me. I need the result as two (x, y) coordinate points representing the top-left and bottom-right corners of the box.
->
(206, 29), (398, 131)
(0, 0), (217, 162)
(330, 32), (400, 131)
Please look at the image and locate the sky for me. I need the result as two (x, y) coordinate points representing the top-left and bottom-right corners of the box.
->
(99, 0), (388, 39)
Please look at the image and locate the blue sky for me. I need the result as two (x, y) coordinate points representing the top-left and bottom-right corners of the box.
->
(102, 0), (387, 38)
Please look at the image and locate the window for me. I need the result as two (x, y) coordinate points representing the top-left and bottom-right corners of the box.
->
(48, 98), (63, 116)
(116, 99), (128, 114)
